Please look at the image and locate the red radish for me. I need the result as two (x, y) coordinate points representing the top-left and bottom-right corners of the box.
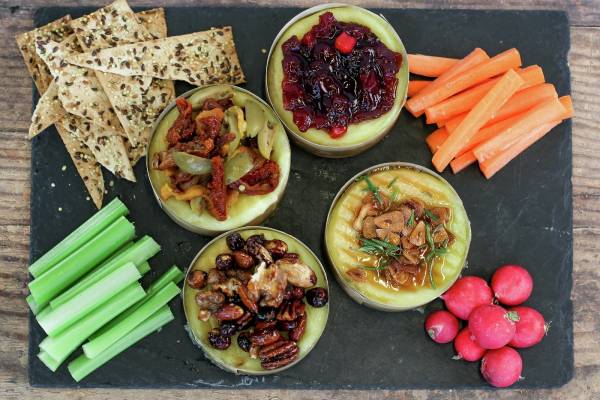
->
(468, 304), (519, 349)
(454, 327), (486, 361)
(481, 347), (523, 388)
(441, 276), (493, 320)
(509, 306), (547, 348)
(491, 265), (533, 306)
(425, 310), (460, 343)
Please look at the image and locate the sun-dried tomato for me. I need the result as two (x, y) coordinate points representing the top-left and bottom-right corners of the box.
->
(196, 108), (224, 141)
(202, 97), (234, 111)
(174, 137), (214, 158)
(207, 156), (227, 221)
(230, 160), (280, 195)
(166, 98), (194, 145)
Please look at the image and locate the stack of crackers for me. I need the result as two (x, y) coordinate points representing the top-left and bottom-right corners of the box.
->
(16, 0), (245, 208)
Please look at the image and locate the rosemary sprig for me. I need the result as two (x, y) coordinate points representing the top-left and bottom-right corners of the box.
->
(356, 175), (383, 206)
(387, 177), (398, 188)
(358, 237), (402, 259)
(424, 209), (439, 221)
(407, 210), (415, 227)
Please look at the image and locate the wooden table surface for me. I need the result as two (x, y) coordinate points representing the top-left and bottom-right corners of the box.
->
(1, 0), (599, 398)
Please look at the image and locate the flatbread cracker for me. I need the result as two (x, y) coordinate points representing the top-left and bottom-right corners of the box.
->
(136, 8), (168, 39)
(55, 120), (105, 208)
(67, 27), (246, 86)
(29, 81), (66, 138)
(16, 15), (73, 94)
(35, 34), (126, 137)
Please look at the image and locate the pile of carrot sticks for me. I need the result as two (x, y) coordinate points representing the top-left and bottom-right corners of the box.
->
(407, 49), (573, 178)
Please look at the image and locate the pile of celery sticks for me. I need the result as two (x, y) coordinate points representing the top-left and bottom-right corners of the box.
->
(26, 198), (183, 382)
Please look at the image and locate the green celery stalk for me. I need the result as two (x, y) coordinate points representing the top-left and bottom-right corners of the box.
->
(26, 294), (42, 315)
(29, 198), (128, 278)
(36, 262), (141, 337)
(39, 282), (145, 368)
(68, 306), (174, 382)
(28, 216), (135, 308)
(48, 237), (159, 308)
(90, 265), (182, 340)
(83, 282), (180, 358)
(38, 350), (61, 372)
(137, 261), (151, 275)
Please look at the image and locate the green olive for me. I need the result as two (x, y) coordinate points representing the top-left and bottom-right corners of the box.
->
(224, 150), (255, 184)
(224, 106), (247, 156)
(258, 120), (275, 160)
(172, 151), (212, 175)
(244, 100), (265, 139)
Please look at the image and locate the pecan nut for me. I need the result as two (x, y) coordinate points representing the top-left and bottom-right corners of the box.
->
(232, 250), (255, 269)
(187, 270), (208, 289)
(237, 284), (258, 314)
(235, 311), (254, 330)
(207, 268), (226, 285)
(255, 320), (277, 331)
(214, 303), (244, 321)
(264, 239), (288, 259)
(249, 328), (281, 346)
(289, 313), (306, 342)
(195, 290), (225, 312)
(259, 340), (299, 370)
(247, 243), (274, 265)
(276, 300), (305, 322)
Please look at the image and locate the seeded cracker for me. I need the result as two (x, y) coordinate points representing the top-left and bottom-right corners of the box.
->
(16, 16), (105, 207)
(67, 27), (246, 86)
(29, 81), (66, 138)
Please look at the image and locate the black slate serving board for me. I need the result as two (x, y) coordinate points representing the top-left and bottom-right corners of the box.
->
(29, 6), (573, 389)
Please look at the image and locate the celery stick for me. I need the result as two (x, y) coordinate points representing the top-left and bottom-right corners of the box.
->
(137, 261), (151, 275)
(39, 282), (145, 367)
(37, 262), (141, 336)
(83, 282), (180, 358)
(38, 350), (61, 372)
(29, 216), (135, 307)
(90, 265), (182, 340)
(29, 198), (128, 278)
(26, 294), (42, 315)
(49, 237), (159, 308)
(68, 306), (174, 382)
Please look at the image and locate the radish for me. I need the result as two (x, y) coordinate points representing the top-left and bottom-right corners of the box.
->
(441, 276), (493, 320)
(454, 327), (486, 361)
(481, 347), (523, 388)
(468, 304), (519, 349)
(425, 310), (459, 344)
(509, 306), (547, 348)
(491, 265), (533, 306)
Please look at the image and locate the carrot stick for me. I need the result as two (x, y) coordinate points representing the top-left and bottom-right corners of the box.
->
(450, 151), (477, 174)
(479, 122), (558, 179)
(425, 127), (449, 154)
(408, 54), (459, 77)
(472, 97), (567, 163)
(407, 48), (490, 117)
(431, 69), (525, 172)
(455, 112), (526, 157)
(407, 48), (521, 116)
(408, 80), (431, 97)
(424, 65), (545, 124)
(445, 82), (558, 132)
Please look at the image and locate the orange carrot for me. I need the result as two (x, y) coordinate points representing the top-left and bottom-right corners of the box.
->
(407, 48), (490, 117)
(407, 48), (521, 116)
(432, 69), (525, 172)
(479, 122), (559, 178)
(425, 127), (449, 154)
(408, 54), (459, 77)
(472, 97), (567, 163)
(424, 65), (545, 124)
(408, 80), (431, 97)
(455, 112), (526, 157)
(450, 151), (477, 174)
(445, 82), (558, 132)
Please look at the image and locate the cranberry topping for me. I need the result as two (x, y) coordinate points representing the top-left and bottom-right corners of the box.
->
(281, 12), (402, 138)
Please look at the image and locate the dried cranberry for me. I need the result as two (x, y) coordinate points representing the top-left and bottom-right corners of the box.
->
(291, 287), (305, 300)
(219, 321), (239, 337)
(256, 307), (277, 322)
(226, 232), (245, 251)
(215, 253), (235, 270)
(306, 287), (329, 308)
(208, 329), (231, 350)
(237, 332), (252, 352)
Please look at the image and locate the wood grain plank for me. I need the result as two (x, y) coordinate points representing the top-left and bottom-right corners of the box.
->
(0, 1), (599, 399)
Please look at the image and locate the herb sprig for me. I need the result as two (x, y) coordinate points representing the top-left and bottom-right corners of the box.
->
(356, 175), (383, 205)
(358, 237), (402, 259)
